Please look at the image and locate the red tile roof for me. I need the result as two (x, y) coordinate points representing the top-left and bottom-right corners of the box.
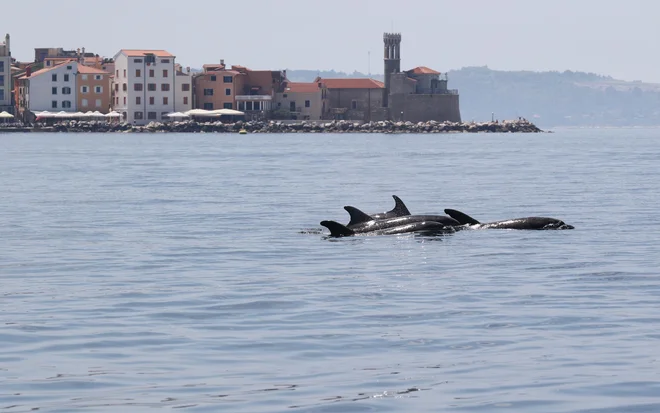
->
(407, 66), (441, 75)
(77, 65), (109, 74)
(283, 82), (321, 93)
(120, 49), (174, 58)
(318, 78), (384, 89)
(17, 61), (72, 80)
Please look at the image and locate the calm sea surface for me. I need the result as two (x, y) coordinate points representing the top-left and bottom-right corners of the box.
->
(1, 129), (660, 412)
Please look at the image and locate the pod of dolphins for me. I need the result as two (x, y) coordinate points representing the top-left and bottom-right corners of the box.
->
(320, 195), (575, 237)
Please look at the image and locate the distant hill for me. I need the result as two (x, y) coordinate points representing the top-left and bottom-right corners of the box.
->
(285, 67), (660, 127)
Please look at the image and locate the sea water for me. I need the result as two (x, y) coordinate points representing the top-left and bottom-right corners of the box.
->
(1, 129), (659, 412)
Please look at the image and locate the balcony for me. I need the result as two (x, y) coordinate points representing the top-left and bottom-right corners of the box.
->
(235, 95), (272, 101)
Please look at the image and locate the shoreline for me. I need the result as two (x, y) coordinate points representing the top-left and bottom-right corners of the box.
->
(0, 119), (544, 134)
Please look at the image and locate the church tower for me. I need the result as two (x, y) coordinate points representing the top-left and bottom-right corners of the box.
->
(383, 32), (401, 107)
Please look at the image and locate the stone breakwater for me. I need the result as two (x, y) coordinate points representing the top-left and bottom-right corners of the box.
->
(32, 119), (544, 134)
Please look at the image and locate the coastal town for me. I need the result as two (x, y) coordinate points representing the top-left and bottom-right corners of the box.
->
(0, 31), (543, 133)
(0, 32), (470, 126)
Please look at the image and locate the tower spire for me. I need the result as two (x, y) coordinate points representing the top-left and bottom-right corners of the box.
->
(383, 32), (401, 108)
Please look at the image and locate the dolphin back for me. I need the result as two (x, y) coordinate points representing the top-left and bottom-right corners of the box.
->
(344, 206), (375, 227)
(320, 220), (356, 237)
(371, 195), (412, 219)
(444, 209), (481, 225)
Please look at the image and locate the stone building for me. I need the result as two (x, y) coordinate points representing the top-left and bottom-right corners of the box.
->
(382, 33), (461, 122)
(314, 77), (386, 121)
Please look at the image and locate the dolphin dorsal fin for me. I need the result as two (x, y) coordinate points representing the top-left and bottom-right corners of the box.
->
(344, 206), (375, 226)
(444, 209), (481, 225)
(391, 195), (411, 216)
(320, 220), (355, 237)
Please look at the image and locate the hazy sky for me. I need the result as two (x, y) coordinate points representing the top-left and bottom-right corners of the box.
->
(4, 0), (658, 82)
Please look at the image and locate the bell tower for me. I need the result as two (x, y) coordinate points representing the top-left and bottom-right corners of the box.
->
(383, 32), (401, 107)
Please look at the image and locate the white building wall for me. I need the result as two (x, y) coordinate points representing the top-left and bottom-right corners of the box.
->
(0, 56), (10, 107)
(174, 72), (192, 113)
(112, 51), (177, 125)
(28, 62), (78, 112)
(112, 53), (129, 121)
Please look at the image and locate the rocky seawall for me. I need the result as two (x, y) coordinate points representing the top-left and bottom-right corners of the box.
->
(23, 119), (544, 134)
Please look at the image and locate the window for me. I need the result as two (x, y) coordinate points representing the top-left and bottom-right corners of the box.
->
(115, 84), (119, 92)
(52, 100), (57, 108)
(351, 100), (357, 110)
(148, 112), (157, 120)
(289, 101), (296, 112)
(163, 70), (168, 78)
(223, 76), (232, 83)
(136, 96), (141, 105)
(82, 99), (88, 107)
(81, 86), (89, 94)
(246, 102), (253, 111)
(52, 74), (57, 82)
(134, 59), (143, 63)
(95, 75), (102, 80)
(163, 97), (168, 105)
(52, 87), (57, 95)
(134, 83), (143, 91)
(0, 62), (4, 71)
(134, 111), (143, 119)
(145, 55), (155, 64)
(64, 74), (70, 82)
(0, 75), (3, 84)
(225, 88), (231, 96)
(62, 101), (72, 108)
(182, 83), (190, 92)
(161, 83), (170, 91)
(123, 97), (127, 105)
(95, 99), (102, 107)
(136, 69), (141, 78)
(223, 103), (232, 109)
(122, 83), (127, 91)
(210, 75), (217, 81)
(305, 100), (310, 108)
(183, 96), (188, 105)
(116, 97), (119, 105)
(123, 69), (126, 77)
(147, 83), (156, 91)
(149, 69), (154, 78)
(161, 59), (170, 64)
(81, 74), (88, 81)
(203, 103), (213, 110)
(238, 102), (245, 111)
(62, 87), (72, 95)
(95, 86), (102, 94)
(66, 65), (72, 70)
(283, 94), (287, 98)
(203, 88), (213, 96)
(116, 69), (119, 77)
(149, 97), (154, 105)
(161, 112), (169, 119)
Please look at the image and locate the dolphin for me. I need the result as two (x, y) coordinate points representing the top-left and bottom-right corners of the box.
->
(321, 220), (454, 238)
(444, 209), (575, 230)
(368, 195), (411, 219)
(345, 206), (461, 232)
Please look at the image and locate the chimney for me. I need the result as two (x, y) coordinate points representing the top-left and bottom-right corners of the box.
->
(220, 59), (224, 65)
(5, 33), (9, 56)
(26, 66), (32, 77)
(186, 66), (190, 73)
